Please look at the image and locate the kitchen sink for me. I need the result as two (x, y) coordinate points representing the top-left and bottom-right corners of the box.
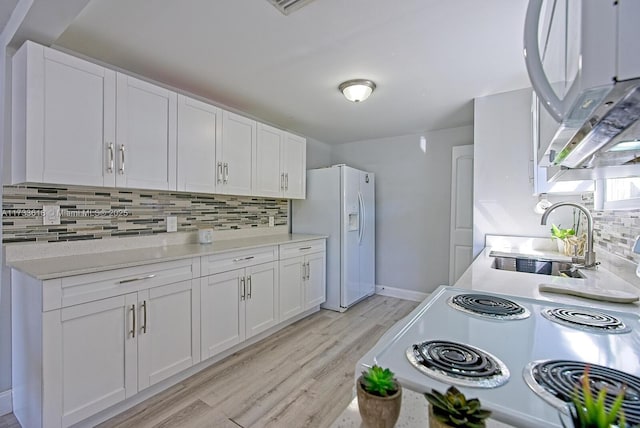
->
(491, 256), (585, 279)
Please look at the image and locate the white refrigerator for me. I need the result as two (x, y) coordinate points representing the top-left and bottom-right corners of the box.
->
(292, 165), (375, 312)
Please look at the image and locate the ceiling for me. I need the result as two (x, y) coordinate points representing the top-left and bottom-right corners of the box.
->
(54, 0), (531, 144)
(0, 0), (18, 35)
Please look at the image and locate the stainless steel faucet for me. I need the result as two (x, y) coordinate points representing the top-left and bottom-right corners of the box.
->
(540, 202), (597, 268)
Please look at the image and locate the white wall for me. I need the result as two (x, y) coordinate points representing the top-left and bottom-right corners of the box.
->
(332, 126), (473, 294)
(305, 137), (332, 169)
(473, 88), (580, 257)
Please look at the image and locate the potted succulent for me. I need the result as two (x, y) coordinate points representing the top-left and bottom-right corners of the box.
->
(561, 367), (628, 428)
(357, 365), (402, 428)
(424, 386), (491, 428)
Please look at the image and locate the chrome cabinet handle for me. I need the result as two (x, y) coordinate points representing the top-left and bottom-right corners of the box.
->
(141, 300), (147, 334)
(119, 274), (156, 284)
(130, 304), (136, 338)
(285, 173), (289, 190)
(281, 173), (284, 190)
(240, 276), (246, 301)
(306, 262), (310, 280)
(247, 275), (252, 299)
(217, 162), (223, 184)
(107, 143), (114, 173)
(119, 144), (126, 174)
(233, 256), (255, 262)
(223, 163), (229, 183)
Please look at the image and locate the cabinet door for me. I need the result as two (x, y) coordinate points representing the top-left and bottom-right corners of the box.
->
(278, 257), (304, 322)
(254, 123), (283, 197)
(137, 280), (200, 390)
(200, 269), (245, 360)
(245, 262), (278, 339)
(177, 95), (220, 193)
(116, 74), (177, 190)
(282, 133), (306, 199)
(219, 110), (255, 195)
(304, 252), (326, 309)
(19, 43), (116, 187)
(53, 294), (137, 427)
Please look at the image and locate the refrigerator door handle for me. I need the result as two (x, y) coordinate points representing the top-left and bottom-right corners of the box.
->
(357, 191), (364, 245)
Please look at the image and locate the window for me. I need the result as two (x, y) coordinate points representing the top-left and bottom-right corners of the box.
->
(596, 177), (640, 210)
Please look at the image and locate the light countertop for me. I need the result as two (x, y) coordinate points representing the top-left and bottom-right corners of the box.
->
(7, 233), (326, 280)
(455, 246), (640, 313)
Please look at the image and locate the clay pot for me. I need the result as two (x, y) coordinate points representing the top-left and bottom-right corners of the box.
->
(356, 376), (402, 428)
(428, 404), (454, 428)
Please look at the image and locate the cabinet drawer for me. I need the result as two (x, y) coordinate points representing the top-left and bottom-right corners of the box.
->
(279, 239), (325, 259)
(57, 258), (199, 309)
(201, 246), (277, 276)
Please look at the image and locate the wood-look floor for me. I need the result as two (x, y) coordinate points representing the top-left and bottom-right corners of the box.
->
(0, 295), (418, 428)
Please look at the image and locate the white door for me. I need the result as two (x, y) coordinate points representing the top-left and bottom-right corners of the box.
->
(245, 262), (278, 338)
(358, 171), (375, 299)
(176, 95), (220, 193)
(39, 46), (116, 187)
(254, 124), (283, 197)
(56, 294), (137, 427)
(449, 145), (474, 285)
(341, 166), (361, 308)
(200, 269), (245, 360)
(282, 133), (306, 199)
(304, 252), (326, 309)
(220, 110), (255, 195)
(278, 257), (304, 321)
(137, 280), (199, 390)
(116, 74), (177, 190)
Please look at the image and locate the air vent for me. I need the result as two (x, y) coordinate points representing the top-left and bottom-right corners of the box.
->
(267, 0), (316, 15)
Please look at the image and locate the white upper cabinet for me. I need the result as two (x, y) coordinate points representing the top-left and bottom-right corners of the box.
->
(177, 95), (221, 193)
(282, 133), (306, 199)
(254, 124), (306, 198)
(219, 111), (255, 196)
(11, 41), (307, 198)
(116, 74), (177, 190)
(11, 41), (116, 186)
(255, 124), (284, 197)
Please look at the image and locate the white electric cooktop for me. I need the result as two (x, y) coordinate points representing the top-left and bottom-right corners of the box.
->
(357, 286), (640, 428)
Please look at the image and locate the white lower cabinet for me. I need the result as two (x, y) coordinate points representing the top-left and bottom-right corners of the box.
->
(304, 251), (326, 308)
(200, 261), (278, 360)
(137, 280), (201, 390)
(278, 256), (305, 321)
(278, 240), (326, 322)
(44, 279), (200, 427)
(51, 294), (138, 427)
(12, 240), (325, 428)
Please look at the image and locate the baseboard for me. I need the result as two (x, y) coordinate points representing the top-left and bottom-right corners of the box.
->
(375, 285), (428, 302)
(0, 389), (12, 416)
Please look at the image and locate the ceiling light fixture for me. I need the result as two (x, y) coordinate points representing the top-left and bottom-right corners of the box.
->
(339, 79), (376, 103)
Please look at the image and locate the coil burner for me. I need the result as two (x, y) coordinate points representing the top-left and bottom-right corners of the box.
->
(541, 307), (631, 334)
(448, 293), (530, 320)
(524, 360), (640, 425)
(406, 340), (510, 388)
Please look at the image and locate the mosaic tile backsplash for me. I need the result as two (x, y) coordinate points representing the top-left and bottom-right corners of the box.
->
(593, 208), (640, 263)
(2, 185), (288, 244)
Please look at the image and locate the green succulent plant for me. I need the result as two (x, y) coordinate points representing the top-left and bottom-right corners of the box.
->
(425, 386), (491, 428)
(563, 367), (628, 428)
(551, 223), (576, 240)
(360, 365), (399, 397)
